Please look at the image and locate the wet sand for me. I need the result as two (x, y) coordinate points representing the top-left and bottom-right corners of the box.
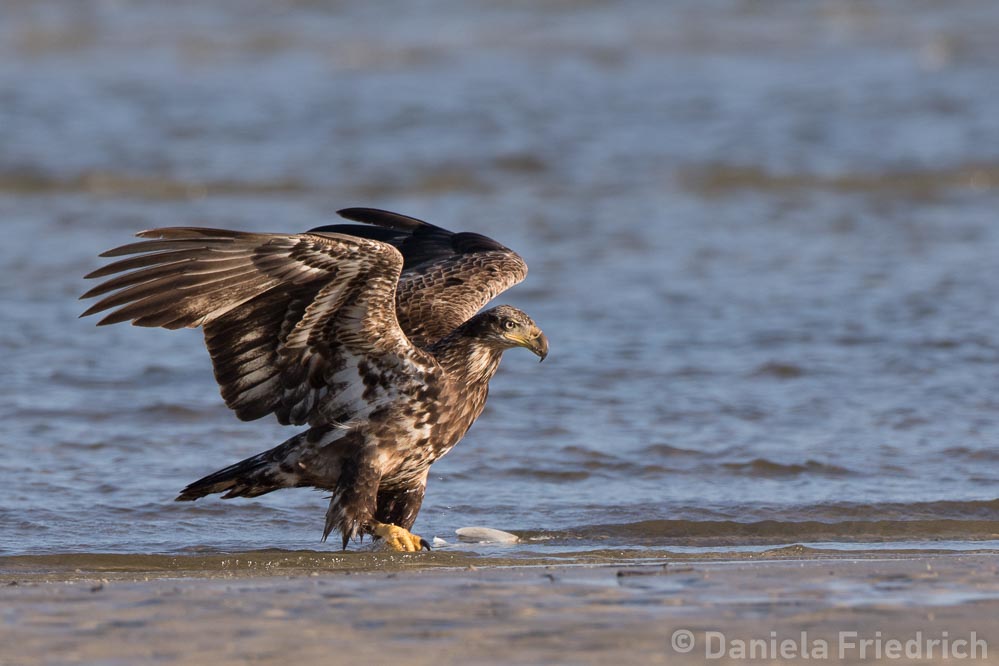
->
(3, 550), (999, 665)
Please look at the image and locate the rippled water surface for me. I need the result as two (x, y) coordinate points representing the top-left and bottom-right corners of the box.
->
(3, 0), (999, 557)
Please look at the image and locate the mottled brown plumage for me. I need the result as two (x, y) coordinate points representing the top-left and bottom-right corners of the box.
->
(81, 208), (547, 550)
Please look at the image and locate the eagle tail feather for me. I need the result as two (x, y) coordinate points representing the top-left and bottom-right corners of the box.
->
(175, 437), (305, 501)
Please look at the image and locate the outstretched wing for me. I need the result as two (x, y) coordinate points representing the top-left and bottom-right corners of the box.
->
(311, 208), (528, 347)
(81, 228), (437, 426)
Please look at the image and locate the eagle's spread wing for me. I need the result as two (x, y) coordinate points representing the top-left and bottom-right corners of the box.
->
(81, 228), (435, 426)
(312, 208), (528, 347)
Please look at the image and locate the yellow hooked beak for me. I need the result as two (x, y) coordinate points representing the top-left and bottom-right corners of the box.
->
(509, 327), (549, 362)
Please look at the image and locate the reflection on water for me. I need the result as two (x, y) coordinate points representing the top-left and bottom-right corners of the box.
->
(2, 0), (999, 558)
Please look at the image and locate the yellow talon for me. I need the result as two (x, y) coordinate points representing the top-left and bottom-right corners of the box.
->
(371, 522), (430, 552)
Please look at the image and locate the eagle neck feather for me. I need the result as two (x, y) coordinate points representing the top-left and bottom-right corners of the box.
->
(431, 335), (504, 385)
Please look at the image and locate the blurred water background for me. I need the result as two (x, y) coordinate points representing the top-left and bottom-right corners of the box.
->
(2, 0), (999, 556)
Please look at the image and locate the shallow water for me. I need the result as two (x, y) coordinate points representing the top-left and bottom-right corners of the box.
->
(2, 0), (999, 559)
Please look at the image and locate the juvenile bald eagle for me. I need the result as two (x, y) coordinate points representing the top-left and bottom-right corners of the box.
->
(81, 208), (547, 551)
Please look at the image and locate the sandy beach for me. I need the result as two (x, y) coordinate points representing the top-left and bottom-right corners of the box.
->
(3, 549), (999, 665)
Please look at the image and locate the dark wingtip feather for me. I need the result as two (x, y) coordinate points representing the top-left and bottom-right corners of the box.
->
(135, 227), (249, 240)
(98, 236), (170, 257)
(336, 207), (437, 231)
(79, 281), (120, 300)
(98, 236), (237, 259)
(95, 310), (137, 326)
(136, 228), (174, 239)
(452, 231), (510, 254)
(79, 302), (105, 319)
(83, 255), (160, 279)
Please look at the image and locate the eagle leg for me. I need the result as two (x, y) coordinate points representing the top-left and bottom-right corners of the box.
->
(369, 521), (431, 552)
(374, 474), (427, 530)
(369, 470), (430, 551)
(323, 452), (380, 550)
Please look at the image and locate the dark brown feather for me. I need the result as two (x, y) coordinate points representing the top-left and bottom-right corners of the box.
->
(82, 228), (436, 425)
(312, 208), (528, 346)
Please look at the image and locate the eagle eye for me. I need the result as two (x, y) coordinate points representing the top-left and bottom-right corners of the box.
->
(503, 320), (517, 331)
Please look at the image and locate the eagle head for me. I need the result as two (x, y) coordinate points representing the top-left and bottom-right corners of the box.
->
(469, 305), (548, 361)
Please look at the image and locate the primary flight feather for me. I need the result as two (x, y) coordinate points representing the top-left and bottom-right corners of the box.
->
(81, 208), (547, 551)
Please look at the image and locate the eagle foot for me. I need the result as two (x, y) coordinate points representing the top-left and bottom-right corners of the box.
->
(371, 521), (431, 552)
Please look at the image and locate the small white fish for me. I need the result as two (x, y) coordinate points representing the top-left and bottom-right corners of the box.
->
(431, 536), (449, 548)
(455, 526), (520, 544)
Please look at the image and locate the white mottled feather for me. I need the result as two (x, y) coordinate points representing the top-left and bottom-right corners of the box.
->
(82, 228), (440, 426)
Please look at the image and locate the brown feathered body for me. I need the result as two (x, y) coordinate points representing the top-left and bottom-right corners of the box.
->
(81, 208), (547, 548)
